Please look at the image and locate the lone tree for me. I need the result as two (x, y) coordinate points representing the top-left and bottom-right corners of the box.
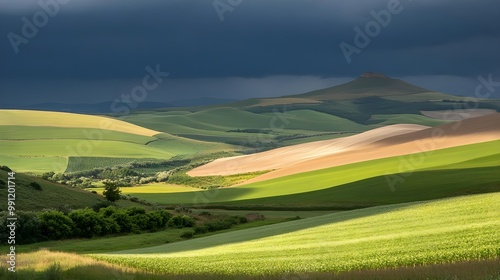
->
(102, 181), (121, 202)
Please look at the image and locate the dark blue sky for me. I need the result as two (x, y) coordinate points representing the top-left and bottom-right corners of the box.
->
(1, 0), (500, 104)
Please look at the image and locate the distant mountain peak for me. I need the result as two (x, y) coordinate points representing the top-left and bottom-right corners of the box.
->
(360, 72), (388, 78)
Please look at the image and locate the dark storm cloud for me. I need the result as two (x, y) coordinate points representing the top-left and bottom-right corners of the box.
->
(0, 0), (499, 103)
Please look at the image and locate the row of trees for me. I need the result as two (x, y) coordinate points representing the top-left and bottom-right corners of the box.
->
(0, 206), (197, 244)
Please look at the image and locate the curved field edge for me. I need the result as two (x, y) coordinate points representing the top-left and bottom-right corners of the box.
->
(91, 193), (500, 275)
(0, 110), (161, 137)
(126, 140), (500, 206)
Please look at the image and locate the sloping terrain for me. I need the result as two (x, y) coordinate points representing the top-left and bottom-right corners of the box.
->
(0, 110), (238, 173)
(0, 110), (161, 136)
(126, 140), (500, 208)
(94, 193), (500, 275)
(190, 114), (500, 185)
(188, 124), (428, 176)
(0, 170), (105, 211)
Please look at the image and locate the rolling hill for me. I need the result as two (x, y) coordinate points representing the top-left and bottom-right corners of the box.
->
(0, 169), (105, 211)
(122, 74), (499, 148)
(190, 113), (500, 183)
(93, 193), (500, 275)
(0, 110), (239, 173)
(122, 139), (500, 208)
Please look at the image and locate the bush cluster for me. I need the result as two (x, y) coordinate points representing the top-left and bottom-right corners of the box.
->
(0, 206), (176, 244)
(194, 215), (248, 234)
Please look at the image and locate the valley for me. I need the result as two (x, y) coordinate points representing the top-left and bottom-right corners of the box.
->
(1, 75), (499, 279)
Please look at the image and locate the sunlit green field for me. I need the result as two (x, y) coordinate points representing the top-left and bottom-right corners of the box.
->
(92, 193), (500, 276)
(125, 108), (368, 144)
(125, 140), (500, 208)
(91, 183), (200, 194)
(0, 110), (240, 173)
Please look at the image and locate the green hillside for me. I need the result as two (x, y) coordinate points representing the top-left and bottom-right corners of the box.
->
(296, 76), (429, 100)
(0, 169), (104, 211)
(93, 193), (500, 275)
(125, 108), (369, 145)
(124, 140), (500, 208)
(0, 110), (240, 174)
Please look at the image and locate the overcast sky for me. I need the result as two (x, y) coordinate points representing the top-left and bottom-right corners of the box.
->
(1, 0), (499, 105)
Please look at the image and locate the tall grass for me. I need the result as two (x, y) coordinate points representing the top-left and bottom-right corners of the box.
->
(92, 193), (500, 276)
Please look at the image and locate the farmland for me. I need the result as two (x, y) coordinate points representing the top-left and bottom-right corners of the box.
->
(121, 140), (500, 208)
(1, 76), (499, 279)
(92, 193), (500, 276)
(0, 110), (240, 173)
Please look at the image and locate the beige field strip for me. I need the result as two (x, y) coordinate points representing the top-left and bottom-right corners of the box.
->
(189, 113), (500, 185)
(0, 110), (161, 137)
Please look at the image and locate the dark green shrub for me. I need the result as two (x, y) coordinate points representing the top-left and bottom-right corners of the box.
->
(180, 231), (194, 239)
(69, 208), (105, 238)
(0, 179), (6, 189)
(182, 215), (196, 227)
(100, 217), (120, 234)
(127, 207), (147, 216)
(199, 211), (211, 217)
(127, 207), (149, 230)
(39, 210), (75, 240)
(147, 209), (173, 230)
(110, 209), (133, 233)
(28, 181), (42, 190)
(193, 225), (208, 235)
(92, 201), (114, 212)
(0, 166), (12, 172)
(167, 215), (184, 228)
(102, 181), (121, 202)
(56, 204), (73, 215)
(41, 171), (55, 180)
(0, 211), (43, 244)
(204, 220), (232, 232)
(98, 206), (117, 217)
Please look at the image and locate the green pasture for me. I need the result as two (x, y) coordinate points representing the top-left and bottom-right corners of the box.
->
(369, 114), (450, 127)
(0, 155), (68, 174)
(0, 139), (176, 158)
(0, 126), (154, 144)
(90, 183), (200, 194)
(93, 193), (500, 275)
(125, 140), (500, 207)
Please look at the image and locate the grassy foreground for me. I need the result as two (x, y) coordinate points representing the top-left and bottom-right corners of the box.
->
(91, 193), (500, 276)
(1, 253), (499, 280)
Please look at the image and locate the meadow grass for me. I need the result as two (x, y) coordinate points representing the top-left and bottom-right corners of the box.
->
(369, 114), (449, 126)
(0, 139), (175, 158)
(2, 251), (498, 280)
(91, 193), (500, 276)
(0, 155), (68, 173)
(260, 109), (367, 131)
(126, 140), (500, 207)
(124, 108), (366, 145)
(0, 170), (105, 211)
(0, 125), (155, 144)
(2, 220), (283, 254)
(0, 169), (148, 212)
(147, 135), (238, 155)
(90, 183), (201, 194)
